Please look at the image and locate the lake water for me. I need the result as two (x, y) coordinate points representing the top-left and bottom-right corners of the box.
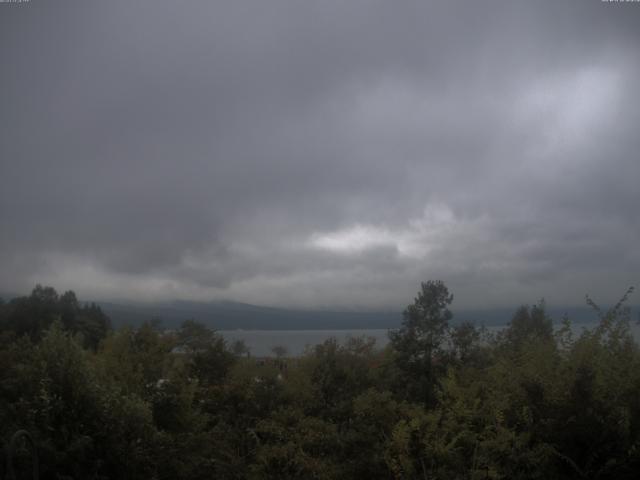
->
(219, 321), (640, 357)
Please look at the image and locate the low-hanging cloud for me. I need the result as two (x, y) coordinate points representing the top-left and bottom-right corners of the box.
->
(1, 0), (639, 310)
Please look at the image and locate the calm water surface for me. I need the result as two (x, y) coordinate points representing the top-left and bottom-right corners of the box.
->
(219, 322), (640, 357)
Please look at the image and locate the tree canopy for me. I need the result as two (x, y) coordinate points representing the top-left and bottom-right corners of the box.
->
(1, 282), (640, 479)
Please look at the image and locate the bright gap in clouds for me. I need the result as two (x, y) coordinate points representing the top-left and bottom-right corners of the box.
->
(309, 225), (399, 254)
(517, 66), (620, 157)
(307, 204), (458, 258)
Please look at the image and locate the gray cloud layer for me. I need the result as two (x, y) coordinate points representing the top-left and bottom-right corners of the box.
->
(1, 1), (639, 309)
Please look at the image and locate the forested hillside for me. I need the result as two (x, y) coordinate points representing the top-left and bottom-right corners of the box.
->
(1, 281), (639, 479)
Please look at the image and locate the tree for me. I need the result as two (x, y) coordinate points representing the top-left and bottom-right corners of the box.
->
(389, 280), (453, 406)
(232, 339), (251, 357)
(450, 321), (481, 363)
(177, 319), (217, 353)
(0, 286), (110, 347)
(176, 320), (235, 385)
(504, 301), (553, 349)
(271, 345), (288, 359)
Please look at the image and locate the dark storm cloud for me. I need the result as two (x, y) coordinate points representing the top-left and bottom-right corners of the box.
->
(1, 0), (639, 308)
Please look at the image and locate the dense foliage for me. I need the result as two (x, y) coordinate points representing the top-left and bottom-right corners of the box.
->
(1, 282), (640, 479)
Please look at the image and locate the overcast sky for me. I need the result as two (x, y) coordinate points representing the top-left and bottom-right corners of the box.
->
(1, 1), (639, 310)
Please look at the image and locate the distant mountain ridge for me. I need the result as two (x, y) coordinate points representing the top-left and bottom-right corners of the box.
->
(2, 290), (634, 330)
(98, 300), (401, 330)
(95, 299), (631, 330)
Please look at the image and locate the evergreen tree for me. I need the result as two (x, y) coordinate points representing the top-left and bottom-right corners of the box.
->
(389, 280), (453, 406)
